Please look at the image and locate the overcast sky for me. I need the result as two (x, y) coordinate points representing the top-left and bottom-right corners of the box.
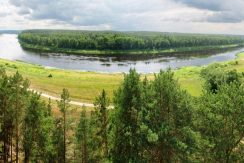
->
(1, 0), (244, 34)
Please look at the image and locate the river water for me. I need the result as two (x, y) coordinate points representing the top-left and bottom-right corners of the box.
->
(0, 34), (243, 73)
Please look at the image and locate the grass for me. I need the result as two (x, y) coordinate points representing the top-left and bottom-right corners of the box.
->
(175, 66), (203, 96)
(0, 60), (123, 103)
(1, 52), (244, 103)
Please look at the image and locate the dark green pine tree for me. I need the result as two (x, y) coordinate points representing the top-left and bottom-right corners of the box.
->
(46, 98), (52, 116)
(111, 69), (143, 163)
(52, 117), (65, 162)
(93, 89), (110, 161)
(57, 88), (70, 163)
(198, 81), (244, 162)
(22, 92), (55, 163)
(0, 68), (15, 162)
(138, 76), (156, 162)
(75, 107), (89, 163)
(22, 92), (41, 162)
(144, 70), (198, 162)
(10, 71), (29, 163)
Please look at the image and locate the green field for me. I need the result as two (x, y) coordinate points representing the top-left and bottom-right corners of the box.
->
(0, 53), (244, 103)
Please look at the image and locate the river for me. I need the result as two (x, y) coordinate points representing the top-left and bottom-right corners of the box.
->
(0, 34), (243, 73)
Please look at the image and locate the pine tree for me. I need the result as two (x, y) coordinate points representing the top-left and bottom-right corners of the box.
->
(22, 92), (55, 162)
(10, 71), (29, 163)
(198, 81), (244, 162)
(53, 117), (65, 162)
(0, 68), (14, 162)
(23, 92), (42, 162)
(46, 98), (52, 116)
(57, 88), (70, 163)
(39, 98), (55, 163)
(111, 69), (142, 162)
(138, 76), (156, 162)
(75, 107), (89, 163)
(143, 70), (198, 162)
(93, 89), (110, 161)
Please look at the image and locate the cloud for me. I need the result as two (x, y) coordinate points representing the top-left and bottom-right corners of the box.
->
(173, 0), (222, 11)
(9, 0), (161, 26)
(9, 0), (244, 26)
(1, 0), (244, 35)
(207, 11), (242, 23)
(173, 0), (244, 23)
(8, 0), (196, 28)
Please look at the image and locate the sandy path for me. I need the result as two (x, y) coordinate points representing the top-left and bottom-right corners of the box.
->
(28, 88), (95, 107)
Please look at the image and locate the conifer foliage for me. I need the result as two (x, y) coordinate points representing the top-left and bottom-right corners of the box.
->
(0, 66), (243, 162)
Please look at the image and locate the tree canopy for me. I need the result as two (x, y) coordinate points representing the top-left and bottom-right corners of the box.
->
(18, 30), (244, 52)
(0, 66), (243, 162)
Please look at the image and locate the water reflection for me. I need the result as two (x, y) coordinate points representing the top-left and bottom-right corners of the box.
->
(0, 34), (243, 73)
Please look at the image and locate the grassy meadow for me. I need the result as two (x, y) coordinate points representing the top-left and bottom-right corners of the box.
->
(0, 52), (244, 103)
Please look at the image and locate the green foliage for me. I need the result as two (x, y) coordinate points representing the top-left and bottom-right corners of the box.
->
(140, 70), (198, 162)
(0, 68), (14, 162)
(18, 30), (244, 53)
(201, 63), (241, 93)
(57, 88), (71, 163)
(58, 88), (70, 113)
(0, 68), (56, 162)
(75, 107), (90, 163)
(111, 69), (143, 162)
(52, 117), (65, 162)
(0, 65), (243, 162)
(197, 81), (244, 162)
(10, 71), (29, 162)
(93, 89), (110, 161)
(22, 92), (54, 162)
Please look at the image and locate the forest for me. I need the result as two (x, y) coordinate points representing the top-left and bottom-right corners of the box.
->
(18, 30), (244, 54)
(0, 64), (243, 162)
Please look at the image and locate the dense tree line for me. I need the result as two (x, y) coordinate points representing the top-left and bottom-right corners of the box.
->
(18, 30), (244, 51)
(0, 65), (243, 162)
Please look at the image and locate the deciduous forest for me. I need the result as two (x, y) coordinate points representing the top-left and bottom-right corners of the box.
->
(18, 30), (244, 53)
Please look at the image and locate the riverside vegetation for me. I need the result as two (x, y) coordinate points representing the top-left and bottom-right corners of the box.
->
(0, 58), (244, 162)
(1, 30), (244, 162)
(1, 52), (244, 102)
(18, 30), (244, 55)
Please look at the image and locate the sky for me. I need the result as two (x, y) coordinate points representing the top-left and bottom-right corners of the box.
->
(1, 0), (244, 35)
